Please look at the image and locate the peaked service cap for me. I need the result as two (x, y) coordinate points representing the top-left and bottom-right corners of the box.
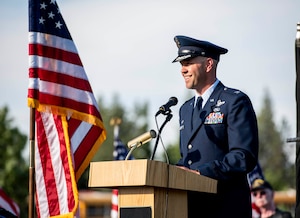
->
(251, 179), (273, 191)
(172, 35), (228, 63)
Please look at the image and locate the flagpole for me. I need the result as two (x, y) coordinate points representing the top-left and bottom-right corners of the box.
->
(110, 117), (122, 218)
(110, 117), (122, 143)
(28, 108), (35, 218)
(295, 22), (300, 218)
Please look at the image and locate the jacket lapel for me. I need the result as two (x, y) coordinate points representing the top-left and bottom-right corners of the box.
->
(187, 82), (225, 142)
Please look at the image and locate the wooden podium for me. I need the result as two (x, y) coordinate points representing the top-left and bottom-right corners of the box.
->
(89, 159), (217, 218)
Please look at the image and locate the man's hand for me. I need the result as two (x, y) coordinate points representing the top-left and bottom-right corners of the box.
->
(176, 166), (200, 175)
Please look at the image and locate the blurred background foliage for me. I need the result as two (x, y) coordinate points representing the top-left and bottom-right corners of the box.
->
(0, 89), (295, 217)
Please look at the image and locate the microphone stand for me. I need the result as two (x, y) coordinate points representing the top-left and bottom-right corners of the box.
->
(150, 111), (173, 160)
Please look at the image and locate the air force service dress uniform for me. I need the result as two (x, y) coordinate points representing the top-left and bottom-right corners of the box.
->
(173, 36), (259, 218)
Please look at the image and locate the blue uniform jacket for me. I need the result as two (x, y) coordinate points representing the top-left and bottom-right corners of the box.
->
(177, 82), (259, 217)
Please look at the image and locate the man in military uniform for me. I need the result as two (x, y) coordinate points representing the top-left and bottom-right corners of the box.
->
(173, 35), (259, 218)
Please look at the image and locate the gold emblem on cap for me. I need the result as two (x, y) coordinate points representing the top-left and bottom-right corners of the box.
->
(252, 178), (264, 188)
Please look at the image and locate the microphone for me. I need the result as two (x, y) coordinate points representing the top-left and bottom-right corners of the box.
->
(155, 97), (178, 116)
(127, 130), (157, 148)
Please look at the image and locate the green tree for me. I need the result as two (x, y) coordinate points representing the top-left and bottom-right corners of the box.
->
(93, 94), (150, 161)
(257, 90), (294, 190)
(164, 142), (181, 165)
(0, 106), (28, 217)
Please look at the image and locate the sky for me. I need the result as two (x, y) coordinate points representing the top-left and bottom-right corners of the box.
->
(1, 0), (300, 159)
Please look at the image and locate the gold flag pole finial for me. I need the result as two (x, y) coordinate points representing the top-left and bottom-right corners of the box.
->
(110, 117), (122, 126)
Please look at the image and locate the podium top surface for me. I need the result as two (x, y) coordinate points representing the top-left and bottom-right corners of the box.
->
(89, 159), (217, 194)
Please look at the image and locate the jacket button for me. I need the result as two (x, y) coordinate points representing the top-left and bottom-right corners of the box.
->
(188, 144), (193, 149)
(188, 160), (192, 165)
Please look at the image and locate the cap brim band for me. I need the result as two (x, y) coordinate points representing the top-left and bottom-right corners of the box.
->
(172, 54), (193, 62)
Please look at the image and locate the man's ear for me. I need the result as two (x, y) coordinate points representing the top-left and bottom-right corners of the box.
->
(206, 58), (214, 72)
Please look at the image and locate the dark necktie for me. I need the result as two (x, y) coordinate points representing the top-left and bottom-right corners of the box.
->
(192, 97), (203, 130)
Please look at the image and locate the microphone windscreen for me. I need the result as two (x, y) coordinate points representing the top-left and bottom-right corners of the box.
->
(127, 130), (157, 148)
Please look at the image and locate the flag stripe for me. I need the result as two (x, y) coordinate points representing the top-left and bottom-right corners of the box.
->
(29, 55), (87, 80)
(51, 115), (75, 215)
(35, 140), (49, 218)
(67, 117), (82, 136)
(36, 112), (61, 216)
(28, 88), (100, 117)
(28, 68), (92, 92)
(68, 117), (105, 177)
(69, 120), (92, 152)
(73, 125), (103, 171)
(0, 189), (20, 217)
(111, 189), (118, 212)
(68, 117), (105, 178)
(29, 43), (82, 66)
(29, 32), (77, 53)
(36, 112), (77, 216)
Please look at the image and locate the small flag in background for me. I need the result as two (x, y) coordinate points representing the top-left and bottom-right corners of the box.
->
(111, 118), (132, 161)
(113, 131), (132, 161)
(0, 188), (20, 217)
(28, 0), (106, 217)
(111, 189), (119, 218)
(110, 118), (132, 218)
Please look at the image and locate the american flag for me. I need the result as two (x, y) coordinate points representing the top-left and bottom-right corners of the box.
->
(111, 123), (132, 218)
(113, 127), (131, 161)
(0, 188), (20, 217)
(28, 0), (106, 217)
